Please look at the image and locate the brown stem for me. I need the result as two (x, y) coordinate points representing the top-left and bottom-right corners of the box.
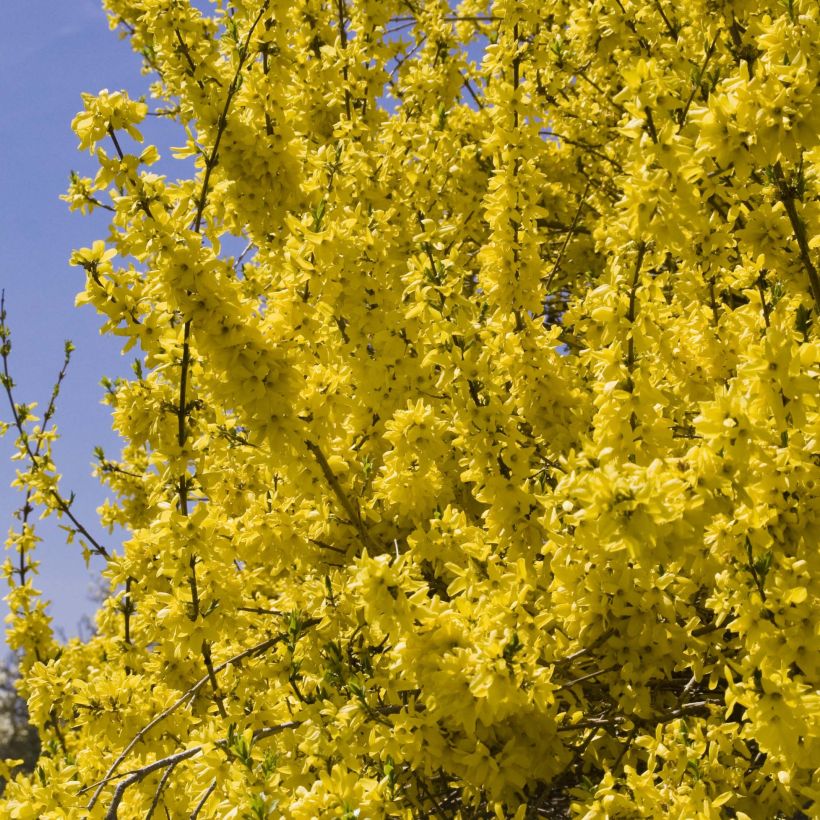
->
(87, 626), (317, 810)
(651, 0), (678, 39)
(336, 0), (352, 120)
(772, 162), (820, 306)
(202, 640), (228, 719)
(305, 440), (376, 554)
(0, 296), (109, 559)
(644, 106), (659, 143)
(177, 3), (271, 671)
(174, 27), (207, 89)
(144, 755), (178, 820)
(544, 180), (591, 291)
(677, 33), (719, 132)
(626, 242), (647, 374)
(123, 577), (133, 646)
(626, 242), (647, 437)
(103, 721), (302, 819)
(558, 664), (619, 690)
(190, 779), (216, 818)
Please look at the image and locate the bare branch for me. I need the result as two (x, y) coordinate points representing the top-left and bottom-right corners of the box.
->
(0, 293), (109, 559)
(106, 746), (198, 820)
(86, 629), (308, 809)
(144, 753), (179, 820)
(189, 779), (216, 819)
(103, 721), (302, 818)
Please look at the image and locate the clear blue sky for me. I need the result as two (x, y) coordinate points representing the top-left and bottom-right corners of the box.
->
(0, 1), (168, 645)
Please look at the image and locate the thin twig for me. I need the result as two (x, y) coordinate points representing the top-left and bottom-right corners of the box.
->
(558, 664), (618, 690)
(541, 129), (624, 172)
(625, 242), (647, 435)
(677, 33), (719, 132)
(772, 162), (820, 306)
(11, 329), (73, 583)
(104, 721), (302, 818)
(544, 180), (591, 291)
(86, 628), (311, 809)
(0, 294), (109, 559)
(554, 629), (615, 665)
(336, 0), (352, 120)
(651, 0), (678, 39)
(626, 242), (647, 374)
(390, 15), (499, 23)
(610, 726), (638, 771)
(305, 440), (377, 554)
(190, 779), (216, 819)
(643, 106), (659, 143)
(172, 0), (272, 708)
(144, 754), (179, 820)
(237, 606), (284, 616)
(174, 28), (207, 89)
(459, 71), (484, 109)
(106, 747), (198, 820)
(233, 240), (256, 270)
(201, 640), (228, 718)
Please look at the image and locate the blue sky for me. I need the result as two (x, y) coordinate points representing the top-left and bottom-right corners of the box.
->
(0, 1), (158, 645)
(0, 1), (489, 649)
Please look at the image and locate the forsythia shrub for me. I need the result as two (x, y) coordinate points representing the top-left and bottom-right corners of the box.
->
(1, 0), (819, 816)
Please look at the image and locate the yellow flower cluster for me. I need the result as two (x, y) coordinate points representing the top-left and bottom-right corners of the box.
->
(1, 0), (818, 816)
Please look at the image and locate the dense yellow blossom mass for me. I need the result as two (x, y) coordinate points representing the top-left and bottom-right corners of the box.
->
(1, 0), (819, 816)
